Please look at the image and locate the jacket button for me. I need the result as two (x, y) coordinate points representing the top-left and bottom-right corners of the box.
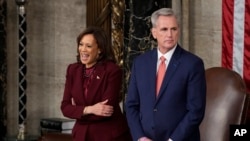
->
(153, 109), (157, 112)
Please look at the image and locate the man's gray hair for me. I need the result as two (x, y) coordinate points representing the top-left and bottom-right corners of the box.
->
(151, 8), (179, 27)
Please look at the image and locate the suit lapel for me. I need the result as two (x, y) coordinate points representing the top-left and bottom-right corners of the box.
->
(149, 49), (158, 102)
(157, 45), (182, 100)
(74, 65), (85, 103)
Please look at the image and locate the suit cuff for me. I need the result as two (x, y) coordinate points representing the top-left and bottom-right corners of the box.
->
(138, 137), (148, 141)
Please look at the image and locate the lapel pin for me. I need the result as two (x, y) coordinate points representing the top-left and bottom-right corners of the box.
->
(97, 76), (100, 79)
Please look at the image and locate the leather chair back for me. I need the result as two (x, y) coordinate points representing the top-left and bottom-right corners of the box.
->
(200, 67), (249, 141)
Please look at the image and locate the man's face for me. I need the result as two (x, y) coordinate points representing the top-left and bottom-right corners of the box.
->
(152, 15), (179, 53)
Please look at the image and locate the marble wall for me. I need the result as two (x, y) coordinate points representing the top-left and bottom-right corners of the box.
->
(3, 0), (223, 138)
(6, 0), (86, 137)
(123, 0), (172, 94)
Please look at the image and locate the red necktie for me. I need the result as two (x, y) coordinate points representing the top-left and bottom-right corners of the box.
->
(156, 56), (166, 96)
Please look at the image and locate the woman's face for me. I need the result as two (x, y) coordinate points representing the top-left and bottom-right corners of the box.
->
(78, 34), (100, 68)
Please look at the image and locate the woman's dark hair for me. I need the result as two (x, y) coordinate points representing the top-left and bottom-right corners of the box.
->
(76, 26), (116, 63)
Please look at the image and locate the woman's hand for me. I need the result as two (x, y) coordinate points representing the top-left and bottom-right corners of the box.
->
(84, 99), (114, 116)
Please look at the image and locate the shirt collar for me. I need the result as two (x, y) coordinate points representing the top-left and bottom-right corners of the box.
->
(157, 44), (177, 62)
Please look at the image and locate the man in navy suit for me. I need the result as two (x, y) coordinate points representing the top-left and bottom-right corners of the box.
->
(125, 8), (206, 141)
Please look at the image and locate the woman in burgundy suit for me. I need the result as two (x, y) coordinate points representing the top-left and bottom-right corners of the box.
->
(61, 26), (132, 141)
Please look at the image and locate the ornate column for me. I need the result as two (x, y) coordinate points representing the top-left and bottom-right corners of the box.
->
(15, 0), (27, 140)
(110, 0), (125, 103)
(111, 0), (125, 67)
(86, 0), (112, 39)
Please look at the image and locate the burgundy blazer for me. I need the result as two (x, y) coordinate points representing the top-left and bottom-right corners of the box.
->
(61, 60), (131, 141)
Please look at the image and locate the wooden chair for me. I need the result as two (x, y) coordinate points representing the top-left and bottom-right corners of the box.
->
(200, 67), (249, 141)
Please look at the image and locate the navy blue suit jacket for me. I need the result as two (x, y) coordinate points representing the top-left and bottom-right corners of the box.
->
(125, 45), (206, 141)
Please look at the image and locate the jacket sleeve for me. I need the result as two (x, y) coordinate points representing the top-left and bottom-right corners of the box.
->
(171, 59), (206, 141)
(60, 64), (85, 120)
(80, 64), (123, 121)
(125, 59), (146, 141)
